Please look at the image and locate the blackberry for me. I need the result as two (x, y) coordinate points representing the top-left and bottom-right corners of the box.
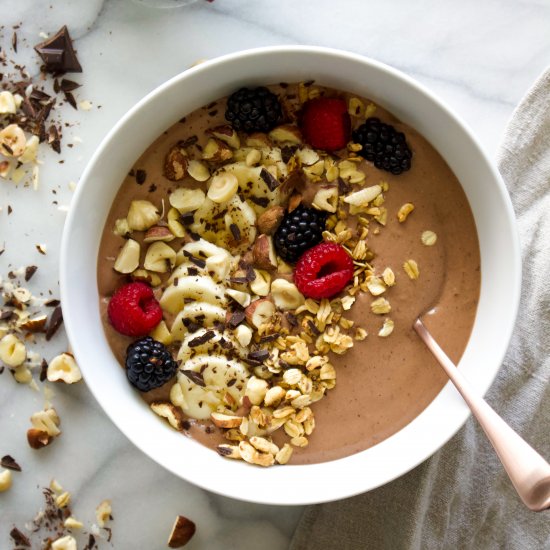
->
(225, 86), (282, 133)
(274, 205), (327, 263)
(125, 336), (177, 392)
(352, 118), (412, 175)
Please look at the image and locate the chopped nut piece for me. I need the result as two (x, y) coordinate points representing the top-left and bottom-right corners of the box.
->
(397, 202), (415, 223)
(144, 226), (175, 243)
(268, 124), (303, 145)
(31, 408), (61, 436)
(164, 145), (188, 181)
(216, 444), (242, 460)
(371, 297), (391, 314)
(207, 124), (240, 148)
(55, 491), (71, 508)
(312, 186), (339, 213)
(355, 327), (368, 341)
(403, 259), (420, 280)
(275, 443), (293, 465)
(114, 217), (130, 237)
(238, 440), (274, 467)
(47, 353), (82, 384)
(264, 385), (286, 407)
(96, 499), (112, 528)
(187, 159), (210, 181)
(211, 412), (243, 429)
(64, 517), (84, 529)
(0, 469), (12, 492)
(378, 318), (395, 337)
(27, 428), (52, 449)
(271, 279), (305, 310)
(51, 535), (77, 550)
(151, 402), (184, 430)
(245, 298), (275, 329)
(168, 515), (196, 548)
(169, 187), (205, 214)
(252, 234), (277, 270)
(202, 138), (233, 162)
(257, 206), (284, 235)
(421, 230), (438, 246)
(250, 269), (271, 296)
(249, 436), (279, 455)
(235, 324), (253, 347)
(226, 288), (251, 308)
(144, 242), (176, 273)
(344, 185), (382, 207)
(127, 200), (160, 231)
(0, 333), (26, 367)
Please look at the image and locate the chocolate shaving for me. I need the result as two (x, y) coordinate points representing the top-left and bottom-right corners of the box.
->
(260, 332), (280, 343)
(229, 223), (241, 242)
(178, 135), (198, 148)
(181, 370), (205, 387)
(34, 26), (82, 74)
(337, 177), (351, 195)
(12, 32), (18, 53)
(260, 167), (280, 191)
(286, 312), (298, 327)
(39, 359), (48, 382)
(182, 250), (206, 269)
(187, 267), (199, 276)
(1, 142), (14, 155)
(44, 298), (60, 307)
(248, 349), (270, 361)
(227, 310), (245, 328)
(1, 454), (21, 471)
(228, 276), (248, 284)
(281, 145), (298, 163)
(0, 310), (14, 320)
(135, 169), (147, 185)
(188, 330), (215, 347)
(83, 534), (96, 550)
(249, 196), (270, 208)
(217, 445), (233, 456)
(307, 319), (321, 336)
(179, 211), (195, 225)
(9, 527), (30, 547)
(25, 265), (38, 281)
(45, 305), (63, 341)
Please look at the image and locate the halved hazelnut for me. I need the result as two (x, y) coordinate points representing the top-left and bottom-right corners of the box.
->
(27, 428), (53, 449)
(312, 186), (339, 213)
(271, 279), (305, 310)
(207, 125), (240, 149)
(235, 324), (253, 347)
(144, 226), (175, 243)
(127, 200), (160, 231)
(202, 138), (233, 162)
(47, 353), (82, 384)
(164, 145), (188, 181)
(168, 515), (196, 548)
(245, 298), (275, 329)
(0, 333), (26, 367)
(250, 269), (271, 296)
(252, 235), (277, 270)
(257, 206), (284, 235)
(114, 238), (140, 274)
(20, 314), (48, 333)
(169, 187), (205, 214)
(226, 288), (251, 308)
(245, 133), (271, 147)
(268, 124), (303, 145)
(144, 242), (176, 273)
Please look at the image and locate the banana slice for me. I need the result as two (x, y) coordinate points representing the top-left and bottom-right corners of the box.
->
(207, 172), (239, 203)
(182, 239), (231, 260)
(170, 356), (249, 419)
(160, 276), (227, 315)
(170, 302), (227, 341)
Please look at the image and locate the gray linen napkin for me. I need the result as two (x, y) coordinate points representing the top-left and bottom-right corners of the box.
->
(290, 69), (550, 550)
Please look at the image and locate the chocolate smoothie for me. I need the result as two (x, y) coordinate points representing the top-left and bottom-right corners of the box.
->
(97, 83), (480, 465)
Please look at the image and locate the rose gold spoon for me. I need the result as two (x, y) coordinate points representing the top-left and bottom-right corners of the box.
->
(414, 318), (550, 512)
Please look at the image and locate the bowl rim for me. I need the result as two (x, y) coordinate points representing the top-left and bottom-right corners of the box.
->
(60, 45), (521, 505)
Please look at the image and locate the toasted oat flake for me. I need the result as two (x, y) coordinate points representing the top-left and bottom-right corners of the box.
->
(354, 327), (368, 341)
(382, 267), (395, 286)
(403, 259), (420, 280)
(421, 230), (437, 246)
(366, 276), (386, 296)
(340, 295), (355, 311)
(397, 202), (415, 222)
(371, 297), (391, 314)
(378, 318), (395, 337)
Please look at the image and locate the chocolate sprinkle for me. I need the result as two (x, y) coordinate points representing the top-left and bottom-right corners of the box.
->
(135, 169), (147, 185)
(34, 25), (83, 74)
(229, 223), (241, 242)
(182, 370), (205, 387)
(1, 454), (21, 472)
(45, 305), (63, 341)
(307, 319), (321, 336)
(39, 359), (48, 382)
(248, 349), (270, 362)
(182, 250), (206, 269)
(249, 196), (270, 208)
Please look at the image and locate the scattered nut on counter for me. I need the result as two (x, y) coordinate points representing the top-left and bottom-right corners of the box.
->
(168, 515), (196, 548)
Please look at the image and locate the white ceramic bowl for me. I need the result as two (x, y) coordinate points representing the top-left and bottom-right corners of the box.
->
(60, 46), (521, 505)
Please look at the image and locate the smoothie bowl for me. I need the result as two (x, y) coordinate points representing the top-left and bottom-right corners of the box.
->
(60, 46), (520, 505)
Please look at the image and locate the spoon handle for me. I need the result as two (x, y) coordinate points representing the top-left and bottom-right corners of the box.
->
(414, 319), (550, 512)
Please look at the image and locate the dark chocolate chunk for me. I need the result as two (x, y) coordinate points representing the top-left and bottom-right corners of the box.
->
(182, 250), (206, 269)
(227, 310), (245, 328)
(44, 298), (60, 307)
(10, 527), (30, 547)
(181, 370), (205, 387)
(249, 196), (269, 208)
(135, 169), (147, 185)
(64, 91), (77, 109)
(59, 78), (81, 92)
(260, 167), (280, 191)
(12, 32), (17, 53)
(25, 265), (38, 281)
(39, 359), (48, 382)
(260, 332), (280, 343)
(47, 125), (61, 153)
(45, 305), (63, 341)
(34, 26), (82, 74)
(229, 223), (241, 242)
(1, 454), (21, 471)
(248, 349), (269, 361)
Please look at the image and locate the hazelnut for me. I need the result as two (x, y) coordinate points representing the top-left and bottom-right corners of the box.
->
(168, 515), (196, 548)
(252, 235), (277, 270)
(114, 238), (140, 274)
(164, 145), (188, 181)
(202, 138), (233, 162)
(257, 206), (284, 235)
(207, 125), (240, 149)
(127, 200), (160, 231)
(47, 352), (82, 384)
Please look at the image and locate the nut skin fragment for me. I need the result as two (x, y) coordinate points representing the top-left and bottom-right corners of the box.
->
(168, 515), (196, 548)
(252, 234), (277, 270)
(164, 145), (188, 181)
(47, 352), (82, 383)
(257, 206), (284, 235)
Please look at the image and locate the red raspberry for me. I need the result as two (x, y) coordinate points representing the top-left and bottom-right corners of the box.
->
(299, 97), (351, 151)
(107, 282), (162, 337)
(294, 242), (354, 300)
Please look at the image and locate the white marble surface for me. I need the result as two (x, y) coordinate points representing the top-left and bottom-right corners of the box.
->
(1, 0), (549, 548)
